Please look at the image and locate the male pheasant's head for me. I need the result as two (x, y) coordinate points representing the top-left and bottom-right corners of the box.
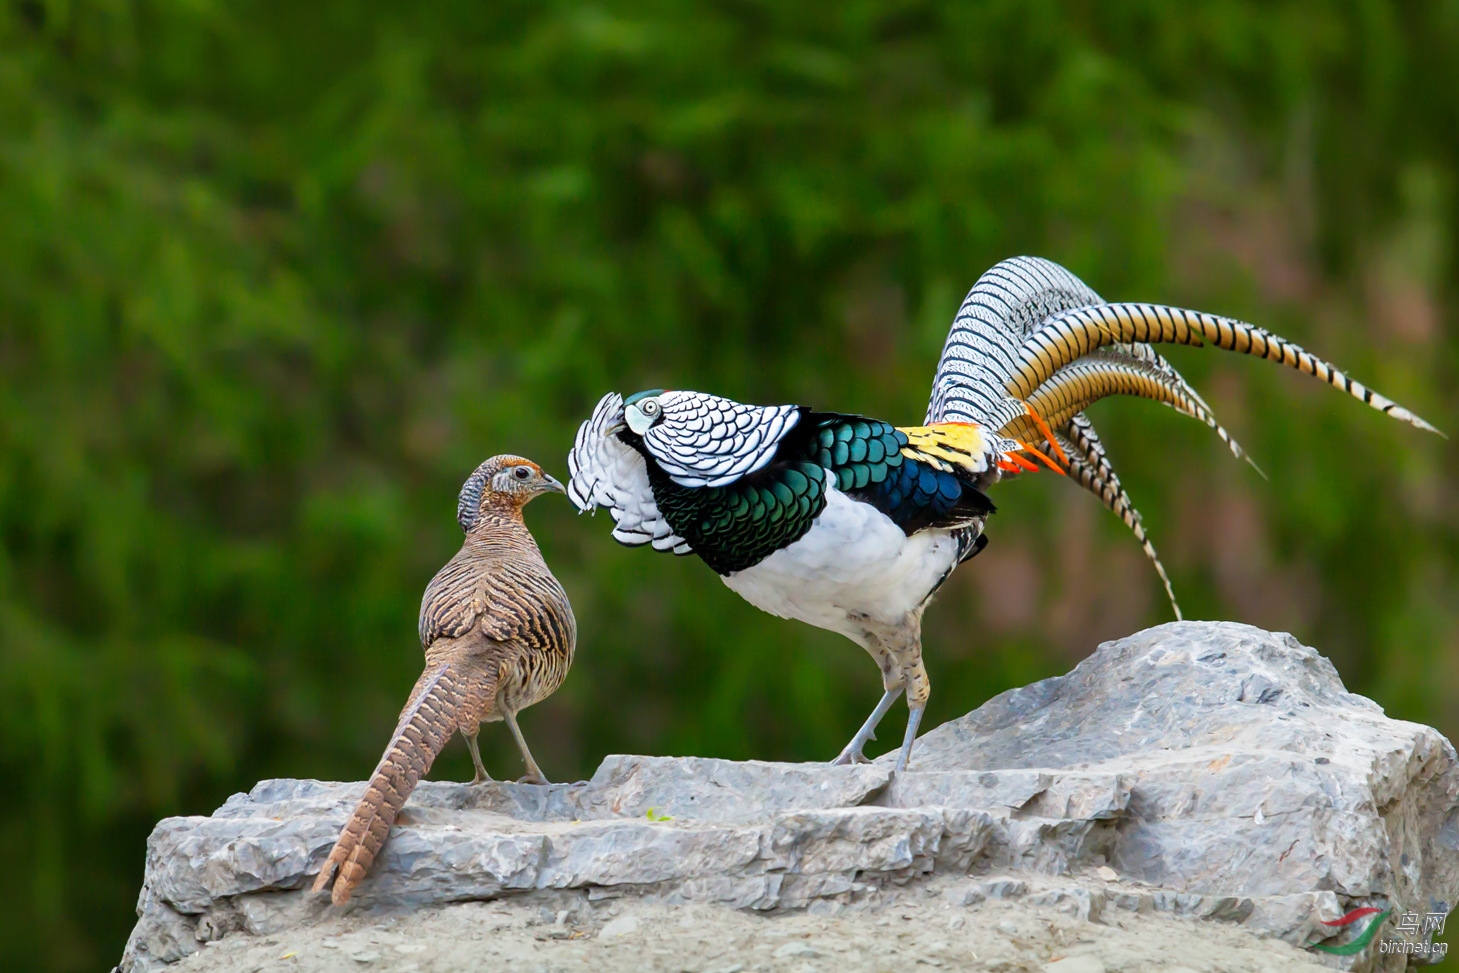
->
(623, 389), (669, 435)
(456, 454), (566, 531)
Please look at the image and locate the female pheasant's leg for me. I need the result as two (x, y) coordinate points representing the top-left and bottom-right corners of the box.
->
(831, 687), (904, 765)
(461, 727), (492, 784)
(504, 711), (550, 785)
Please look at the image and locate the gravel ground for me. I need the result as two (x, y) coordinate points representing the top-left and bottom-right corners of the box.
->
(169, 886), (1333, 973)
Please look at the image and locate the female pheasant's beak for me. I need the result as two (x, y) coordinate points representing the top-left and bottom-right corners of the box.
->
(541, 473), (567, 495)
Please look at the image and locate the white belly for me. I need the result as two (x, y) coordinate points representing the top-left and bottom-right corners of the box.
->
(721, 487), (962, 644)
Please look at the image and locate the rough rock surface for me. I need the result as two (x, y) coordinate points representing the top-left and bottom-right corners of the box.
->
(120, 622), (1459, 972)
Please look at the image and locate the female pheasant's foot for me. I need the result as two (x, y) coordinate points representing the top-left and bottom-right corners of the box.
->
(462, 728), (492, 784)
(504, 711), (551, 786)
(830, 686), (904, 766)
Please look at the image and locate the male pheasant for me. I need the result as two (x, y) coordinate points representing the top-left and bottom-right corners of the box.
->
(567, 257), (1440, 771)
(312, 455), (575, 905)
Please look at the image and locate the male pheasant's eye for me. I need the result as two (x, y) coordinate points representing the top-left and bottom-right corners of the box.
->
(642, 401), (659, 414)
(514, 467), (531, 479)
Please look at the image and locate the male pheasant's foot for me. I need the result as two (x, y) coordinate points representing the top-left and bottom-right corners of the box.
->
(831, 686), (904, 767)
(830, 744), (874, 766)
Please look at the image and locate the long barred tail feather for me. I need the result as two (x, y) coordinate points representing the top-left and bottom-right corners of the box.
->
(923, 258), (1434, 604)
(1057, 418), (1182, 620)
(1006, 357), (1261, 474)
(1011, 303), (1443, 435)
(926, 257), (1105, 428)
(312, 661), (497, 905)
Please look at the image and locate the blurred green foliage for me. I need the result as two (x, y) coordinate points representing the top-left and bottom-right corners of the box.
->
(1, 2), (1457, 969)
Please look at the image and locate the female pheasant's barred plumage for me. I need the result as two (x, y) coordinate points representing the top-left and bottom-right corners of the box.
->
(568, 256), (1439, 770)
(313, 455), (575, 905)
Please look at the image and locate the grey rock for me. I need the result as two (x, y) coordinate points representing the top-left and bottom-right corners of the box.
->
(120, 622), (1459, 972)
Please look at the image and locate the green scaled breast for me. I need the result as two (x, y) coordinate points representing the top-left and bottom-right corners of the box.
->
(648, 461), (828, 575)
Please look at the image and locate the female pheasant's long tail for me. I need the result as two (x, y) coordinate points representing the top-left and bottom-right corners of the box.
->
(312, 660), (497, 905)
(1008, 303), (1443, 434)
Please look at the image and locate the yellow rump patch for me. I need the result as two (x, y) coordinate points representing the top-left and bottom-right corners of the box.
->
(896, 422), (992, 475)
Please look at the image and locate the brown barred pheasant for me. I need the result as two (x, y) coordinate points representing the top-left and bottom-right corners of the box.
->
(311, 455), (575, 905)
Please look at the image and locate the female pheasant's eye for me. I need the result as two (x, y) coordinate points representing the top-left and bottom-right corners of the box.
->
(514, 467), (530, 479)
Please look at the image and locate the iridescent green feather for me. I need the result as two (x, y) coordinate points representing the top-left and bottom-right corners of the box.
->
(810, 418), (906, 493)
(648, 460), (828, 574)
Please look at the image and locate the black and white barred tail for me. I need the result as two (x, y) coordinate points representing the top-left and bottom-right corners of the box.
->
(1004, 355), (1257, 472)
(927, 257), (1102, 429)
(1009, 303), (1441, 433)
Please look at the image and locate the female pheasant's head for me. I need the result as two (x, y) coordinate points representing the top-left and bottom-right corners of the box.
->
(623, 389), (668, 435)
(457, 454), (566, 531)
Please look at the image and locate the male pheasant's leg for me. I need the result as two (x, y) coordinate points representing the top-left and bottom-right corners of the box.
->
(504, 711), (550, 785)
(832, 687), (904, 765)
(896, 706), (925, 772)
(461, 727), (492, 784)
(894, 658), (932, 772)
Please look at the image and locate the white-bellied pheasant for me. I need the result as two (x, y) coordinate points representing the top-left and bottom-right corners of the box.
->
(312, 455), (575, 905)
(566, 257), (1440, 771)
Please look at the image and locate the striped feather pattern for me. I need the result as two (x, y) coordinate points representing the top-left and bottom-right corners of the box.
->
(640, 391), (803, 489)
(567, 392), (691, 554)
(926, 256), (1103, 429)
(922, 258), (1183, 601)
(1006, 357), (1255, 468)
(1010, 302), (1440, 432)
(312, 659), (497, 905)
(419, 512), (576, 667)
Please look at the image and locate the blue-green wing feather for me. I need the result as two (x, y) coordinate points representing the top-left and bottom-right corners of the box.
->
(807, 414), (994, 535)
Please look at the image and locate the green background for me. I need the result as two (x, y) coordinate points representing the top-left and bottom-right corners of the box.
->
(2, 2), (1456, 969)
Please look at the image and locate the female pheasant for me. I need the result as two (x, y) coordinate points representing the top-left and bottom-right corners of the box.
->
(567, 257), (1440, 771)
(312, 455), (575, 904)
